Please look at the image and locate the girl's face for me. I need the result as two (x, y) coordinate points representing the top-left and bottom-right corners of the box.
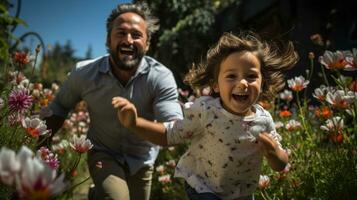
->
(213, 51), (262, 116)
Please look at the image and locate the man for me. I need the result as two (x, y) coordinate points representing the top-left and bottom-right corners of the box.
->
(44, 2), (182, 200)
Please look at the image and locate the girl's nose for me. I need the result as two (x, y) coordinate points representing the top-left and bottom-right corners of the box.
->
(237, 79), (248, 91)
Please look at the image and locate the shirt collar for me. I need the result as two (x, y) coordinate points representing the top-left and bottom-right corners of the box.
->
(99, 55), (150, 76)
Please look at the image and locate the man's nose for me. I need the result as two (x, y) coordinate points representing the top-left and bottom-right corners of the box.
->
(123, 34), (134, 44)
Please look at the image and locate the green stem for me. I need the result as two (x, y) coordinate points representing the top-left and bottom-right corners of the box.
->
(320, 64), (330, 87)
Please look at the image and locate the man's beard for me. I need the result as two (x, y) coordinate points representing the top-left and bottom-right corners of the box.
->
(109, 46), (144, 71)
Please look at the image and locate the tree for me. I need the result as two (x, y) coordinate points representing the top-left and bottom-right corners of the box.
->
(137, 0), (238, 88)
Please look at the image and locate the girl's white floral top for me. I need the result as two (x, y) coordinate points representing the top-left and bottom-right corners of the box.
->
(164, 96), (283, 200)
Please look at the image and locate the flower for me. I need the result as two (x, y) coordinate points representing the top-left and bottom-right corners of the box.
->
(0, 147), (21, 185)
(279, 108), (292, 118)
(13, 51), (30, 65)
(22, 117), (50, 138)
(8, 88), (33, 113)
(344, 48), (357, 71)
(37, 147), (59, 169)
(155, 165), (165, 174)
(70, 135), (93, 153)
(312, 85), (328, 101)
(158, 174), (171, 184)
(314, 106), (332, 119)
(319, 50), (349, 70)
(326, 90), (350, 109)
(165, 160), (176, 168)
(279, 89), (293, 101)
(15, 156), (66, 200)
(258, 175), (270, 189)
(51, 140), (69, 155)
(285, 120), (302, 131)
(287, 76), (309, 91)
(320, 116), (344, 134)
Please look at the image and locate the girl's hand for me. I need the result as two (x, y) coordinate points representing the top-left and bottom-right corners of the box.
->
(257, 132), (279, 156)
(112, 97), (137, 128)
(257, 132), (288, 171)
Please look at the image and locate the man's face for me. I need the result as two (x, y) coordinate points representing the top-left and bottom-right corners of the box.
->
(107, 12), (149, 71)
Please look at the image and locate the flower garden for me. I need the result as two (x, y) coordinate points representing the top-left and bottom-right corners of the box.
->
(1, 2), (357, 200)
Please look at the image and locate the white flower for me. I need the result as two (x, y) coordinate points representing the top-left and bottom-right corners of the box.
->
(320, 117), (344, 132)
(155, 165), (165, 174)
(326, 90), (350, 109)
(22, 116), (50, 137)
(258, 175), (270, 189)
(70, 135), (93, 153)
(279, 89), (293, 101)
(15, 155), (66, 199)
(287, 76), (309, 91)
(285, 120), (302, 131)
(0, 147), (21, 185)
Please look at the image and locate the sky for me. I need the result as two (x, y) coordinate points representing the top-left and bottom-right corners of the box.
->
(12, 0), (132, 59)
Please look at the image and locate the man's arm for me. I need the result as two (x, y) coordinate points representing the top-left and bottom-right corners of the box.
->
(112, 97), (168, 146)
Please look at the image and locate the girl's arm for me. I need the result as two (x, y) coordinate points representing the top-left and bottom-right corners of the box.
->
(257, 132), (288, 171)
(112, 97), (168, 146)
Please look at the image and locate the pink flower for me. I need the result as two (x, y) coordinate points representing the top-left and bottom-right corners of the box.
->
(158, 174), (171, 184)
(8, 88), (33, 113)
(37, 147), (59, 170)
(70, 135), (93, 153)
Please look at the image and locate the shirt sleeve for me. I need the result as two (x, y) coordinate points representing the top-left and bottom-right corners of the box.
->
(165, 97), (206, 145)
(152, 69), (183, 122)
(48, 68), (82, 118)
(265, 111), (283, 149)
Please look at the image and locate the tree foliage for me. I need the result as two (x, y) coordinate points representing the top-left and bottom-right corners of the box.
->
(137, 0), (238, 88)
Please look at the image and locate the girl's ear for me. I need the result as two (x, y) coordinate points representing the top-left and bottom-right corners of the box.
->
(213, 83), (219, 93)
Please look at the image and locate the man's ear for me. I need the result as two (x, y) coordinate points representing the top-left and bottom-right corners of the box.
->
(145, 41), (150, 52)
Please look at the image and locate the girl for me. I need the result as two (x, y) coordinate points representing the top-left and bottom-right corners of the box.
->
(112, 32), (298, 200)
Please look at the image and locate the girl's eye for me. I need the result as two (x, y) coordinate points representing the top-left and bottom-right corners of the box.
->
(226, 74), (236, 79)
(247, 74), (258, 79)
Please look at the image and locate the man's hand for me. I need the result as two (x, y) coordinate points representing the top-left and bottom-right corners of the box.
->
(112, 97), (137, 128)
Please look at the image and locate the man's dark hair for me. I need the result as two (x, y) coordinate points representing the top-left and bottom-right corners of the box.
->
(106, 2), (159, 42)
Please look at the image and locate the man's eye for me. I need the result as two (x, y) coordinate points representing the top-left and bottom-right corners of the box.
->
(132, 33), (142, 39)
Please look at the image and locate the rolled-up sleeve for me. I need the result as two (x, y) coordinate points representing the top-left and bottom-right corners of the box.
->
(152, 70), (183, 122)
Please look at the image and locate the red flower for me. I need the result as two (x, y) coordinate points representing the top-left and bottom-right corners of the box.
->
(279, 109), (292, 118)
(13, 52), (30, 65)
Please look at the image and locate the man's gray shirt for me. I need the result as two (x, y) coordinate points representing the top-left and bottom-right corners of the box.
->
(49, 55), (183, 174)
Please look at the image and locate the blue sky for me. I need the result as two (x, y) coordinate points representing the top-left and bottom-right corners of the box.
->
(12, 0), (131, 59)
